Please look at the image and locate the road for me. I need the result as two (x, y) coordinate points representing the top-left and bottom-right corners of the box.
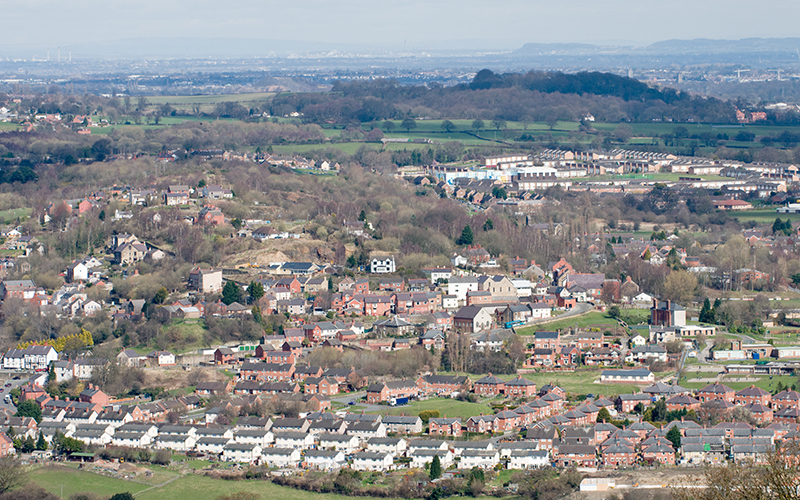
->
(0, 373), (28, 413)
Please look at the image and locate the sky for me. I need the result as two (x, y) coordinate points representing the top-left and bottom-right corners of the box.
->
(3, 0), (800, 54)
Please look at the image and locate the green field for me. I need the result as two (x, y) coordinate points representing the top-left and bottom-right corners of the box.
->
(679, 373), (798, 392)
(731, 209), (800, 225)
(27, 465), (150, 498)
(387, 397), (493, 420)
(518, 370), (642, 397)
(28, 464), (356, 500)
(0, 207), (33, 222)
(516, 312), (620, 335)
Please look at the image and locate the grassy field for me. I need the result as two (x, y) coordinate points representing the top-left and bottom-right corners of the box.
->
(731, 209), (800, 225)
(516, 311), (622, 335)
(679, 373), (798, 392)
(0, 207), (32, 222)
(27, 464), (356, 500)
(27, 465), (150, 498)
(518, 370), (641, 397)
(387, 397), (493, 420)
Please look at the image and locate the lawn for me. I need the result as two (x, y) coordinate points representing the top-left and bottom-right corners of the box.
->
(28, 464), (355, 500)
(137, 474), (351, 500)
(731, 209), (800, 225)
(387, 397), (493, 420)
(679, 374), (799, 392)
(0, 207), (33, 222)
(517, 370), (641, 397)
(516, 312), (620, 335)
(27, 464), (151, 498)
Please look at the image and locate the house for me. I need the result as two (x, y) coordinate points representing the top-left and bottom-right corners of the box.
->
(222, 443), (262, 463)
(347, 421), (388, 441)
(735, 385), (772, 406)
(429, 417), (462, 437)
(79, 385), (109, 407)
(696, 383), (735, 403)
(625, 345), (667, 364)
(554, 444), (597, 467)
(214, 348), (237, 364)
(453, 306), (494, 333)
(504, 376), (537, 398)
(365, 380), (419, 404)
(351, 451), (394, 471)
(415, 374), (470, 396)
(651, 299), (686, 327)
(642, 443), (675, 465)
(459, 449), (500, 469)
(273, 431), (315, 449)
(533, 332), (560, 351)
(262, 447), (302, 467)
(367, 437), (407, 456)
(419, 330), (446, 350)
(305, 449), (346, 470)
(382, 415), (423, 434)
(66, 262), (88, 283)
(188, 268), (223, 294)
(318, 433), (360, 453)
(508, 450), (549, 470)
(147, 351), (176, 366)
(410, 449), (454, 469)
(473, 374), (506, 396)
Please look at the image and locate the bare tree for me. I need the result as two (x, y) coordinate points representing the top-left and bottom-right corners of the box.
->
(0, 457), (26, 494)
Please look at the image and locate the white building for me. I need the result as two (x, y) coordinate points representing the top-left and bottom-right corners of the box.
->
(305, 449), (346, 469)
(318, 433), (360, 453)
(508, 450), (550, 470)
(459, 450), (500, 469)
(262, 447), (302, 467)
(370, 256), (396, 274)
(196, 437), (231, 454)
(448, 277), (479, 304)
(222, 443), (262, 463)
(366, 437), (407, 456)
(351, 451), (394, 471)
(410, 450), (453, 469)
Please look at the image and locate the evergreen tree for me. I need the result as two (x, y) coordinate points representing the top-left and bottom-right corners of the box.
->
(248, 281), (265, 302)
(22, 436), (34, 453)
(429, 454), (442, 479)
(596, 407), (612, 423)
(221, 281), (242, 305)
(699, 298), (715, 323)
(666, 425), (682, 449)
(456, 225), (474, 246)
(35, 431), (47, 451)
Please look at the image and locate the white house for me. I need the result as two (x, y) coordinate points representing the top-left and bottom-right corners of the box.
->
(366, 437), (407, 456)
(511, 279), (532, 298)
(599, 368), (654, 384)
(66, 262), (88, 283)
(304, 449), (346, 470)
(351, 451), (394, 471)
(154, 434), (196, 452)
(410, 449), (453, 469)
(273, 431), (315, 449)
(147, 351), (176, 366)
(508, 450), (550, 469)
(459, 449), (500, 469)
(112, 431), (153, 448)
(262, 447), (302, 467)
(196, 437), (232, 455)
(529, 303), (552, 320)
(447, 277), (479, 304)
(2, 349), (24, 370)
(318, 433), (360, 453)
(233, 429), (273, 447)
(82, 300), (102, 317)
(441, 295), (459, 310)
(223, 443), (262, 463)
(370, 256), (396, 274)
(23, 346), (58, 370)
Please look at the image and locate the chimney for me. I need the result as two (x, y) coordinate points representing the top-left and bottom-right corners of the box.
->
(666, 300), (671, 311)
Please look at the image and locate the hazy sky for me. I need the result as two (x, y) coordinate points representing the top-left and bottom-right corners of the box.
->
(4, 0), (800, 51)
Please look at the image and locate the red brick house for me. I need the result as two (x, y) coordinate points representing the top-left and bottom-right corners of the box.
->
(643, 443), (675, 465)
(214, 347), (237, 364)
(554, 444), (597, 467)
(665, 394), (701, 412)
(263, 351), (296, 365)
(240, 362), (295, 382)
(473, 375), (506, 396)
(293, 365), (324, 381)
(304, 377), (339, 396)
(603, 444), (636, 468)
(735, 385), (772, 407)
(503, 376), (537, 398)
(773, 390), (800, 410)
(429, 417), (462, 436)
(79, 384), (109, 407)
(365, 379), (419, 404)
(0, 433), (13, 457)
(303, 324), (322, 343)
(466, 415), (496, 434)
(362, 295), (393, 316)
(415, 374), (471, 396)
(494, 410), (521, 431)
(696, 383), (735, 403)
(282, 341), (303, 358)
